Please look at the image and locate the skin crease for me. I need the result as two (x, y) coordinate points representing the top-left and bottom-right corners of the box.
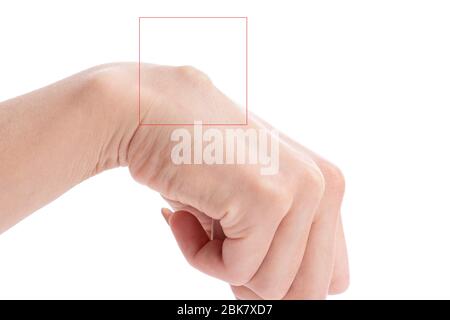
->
(0, 62), (349, 299)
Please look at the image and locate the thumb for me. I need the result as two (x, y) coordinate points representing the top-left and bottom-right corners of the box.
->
(161, 207), (173, 224)
(168, 210), (263, 286)
(168, 210), (215, 264)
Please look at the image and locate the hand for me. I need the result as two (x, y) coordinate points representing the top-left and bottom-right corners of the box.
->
(100, 63), (349, 299)
(0, 62), (349, 299)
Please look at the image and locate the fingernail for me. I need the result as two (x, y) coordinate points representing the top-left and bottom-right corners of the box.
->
(161, 207), (173, 224)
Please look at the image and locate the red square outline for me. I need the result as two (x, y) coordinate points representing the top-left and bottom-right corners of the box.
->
(138, 16), (248, 126)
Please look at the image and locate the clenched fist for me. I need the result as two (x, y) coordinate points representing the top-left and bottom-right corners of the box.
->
(0, 63), (349, 299)
(102, 63), (349, 299)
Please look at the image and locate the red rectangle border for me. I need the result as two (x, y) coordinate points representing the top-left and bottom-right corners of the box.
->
(138, 16), (248, 126)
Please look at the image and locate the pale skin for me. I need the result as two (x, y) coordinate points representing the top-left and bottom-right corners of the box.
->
(0, 63), (349, 299)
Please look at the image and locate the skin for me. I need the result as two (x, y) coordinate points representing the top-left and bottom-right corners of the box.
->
(0, 63), (349, 299)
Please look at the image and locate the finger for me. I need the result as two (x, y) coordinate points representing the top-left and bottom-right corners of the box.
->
(284, 165), (344, 299)
(250, 113), (348, 298)
(231, 285), (262, 300)
(245, 197), (321, 299)
(329, 215), (350, 294)
(161, 195), (215, 237)
(169, 210), (275, 285)
(161, 207), (172, 224)
(284, 208), (339, 299)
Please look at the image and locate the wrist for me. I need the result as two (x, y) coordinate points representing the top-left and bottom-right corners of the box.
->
(81, 64), (141, 174)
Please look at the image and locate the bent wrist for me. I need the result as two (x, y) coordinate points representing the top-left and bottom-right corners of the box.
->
(81, 64), (141, 174)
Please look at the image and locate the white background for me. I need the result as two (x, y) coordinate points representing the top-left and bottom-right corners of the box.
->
(1, 0), (450, 299)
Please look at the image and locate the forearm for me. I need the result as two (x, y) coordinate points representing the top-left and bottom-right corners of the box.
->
(0, 66), (135, 233)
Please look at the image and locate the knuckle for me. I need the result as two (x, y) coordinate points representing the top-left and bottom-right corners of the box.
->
(298, 164), (326, 202)
(253, 178), (292, 220)
(318, 160), (346, 197)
